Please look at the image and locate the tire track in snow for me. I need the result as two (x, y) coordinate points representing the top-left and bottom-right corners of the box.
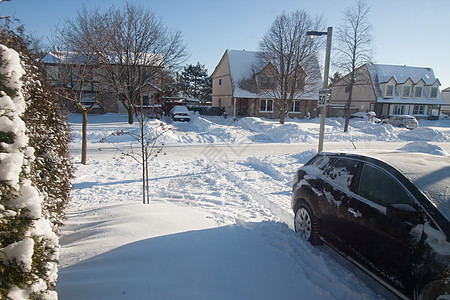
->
(206, 159), (295, 227)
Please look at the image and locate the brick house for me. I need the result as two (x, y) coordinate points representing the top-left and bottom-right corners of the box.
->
(211, 49), (321, 119)
(42, 51), (163, 114)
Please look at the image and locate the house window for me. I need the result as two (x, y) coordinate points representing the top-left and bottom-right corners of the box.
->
(142, 95), (149, 106)
(430, 87), (438, 99)
(218, 98), (222, 106)
(81, 92), (96, 107)
(413, 105), (425, 115)
(386, 85), (394, 97)
(289, 100), (301, 113)
(218, 79), (222, 86)
(260, 76), (276, 89)
(260, 99), (273, 112)
(414, 86), (422, 98)
(296, 78), (305, 90)
(393, 104), (405, 115)
(402, 86), (411, 98)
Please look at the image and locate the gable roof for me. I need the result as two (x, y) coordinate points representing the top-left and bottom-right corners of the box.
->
(224, 49), (321, 99)
(372, 64), (440, 86)
(226, 50), (260, 98)
(366, 63), (444, 105)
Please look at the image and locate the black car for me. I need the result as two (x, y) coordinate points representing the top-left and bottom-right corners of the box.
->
(291, 150), (449, 300)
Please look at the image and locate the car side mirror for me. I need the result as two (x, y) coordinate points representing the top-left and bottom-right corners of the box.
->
(386, 204), (420, 223)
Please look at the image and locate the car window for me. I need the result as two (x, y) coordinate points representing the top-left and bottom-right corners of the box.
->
(358, 164), (413, 206)
(308, 155), (330, 171)
(326, 158), (362, 192)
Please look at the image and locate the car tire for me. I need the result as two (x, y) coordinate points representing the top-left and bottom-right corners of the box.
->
(294, 203), (321, 245)
(418, 280), (448, 300)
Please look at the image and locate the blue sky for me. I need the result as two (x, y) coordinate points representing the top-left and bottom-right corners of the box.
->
(2, 0), (449, 88)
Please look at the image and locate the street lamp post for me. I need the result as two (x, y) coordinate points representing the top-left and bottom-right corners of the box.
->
(307, 27), (332, 153)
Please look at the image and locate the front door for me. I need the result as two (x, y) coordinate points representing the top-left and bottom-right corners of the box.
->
(238, 99), (248, 116)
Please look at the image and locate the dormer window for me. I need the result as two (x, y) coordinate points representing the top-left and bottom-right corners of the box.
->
(386, 84), (394, 97)
(430, 87), (438, 99)
(414, 86), (422, 98)
(260, 76), (276, 89)
(402, 86), (411, 98)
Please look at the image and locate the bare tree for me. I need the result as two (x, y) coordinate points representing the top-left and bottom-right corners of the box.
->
(335, 0), (373, 132)
(58, 2), (187, 203)
(99, 3), (186, 124)
(258, 10), (323, 124)
(101, 122), (171, 204)
(47, 27), (103, 165)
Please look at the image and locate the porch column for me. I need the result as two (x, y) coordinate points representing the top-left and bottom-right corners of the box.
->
(233, 97), (236, 118)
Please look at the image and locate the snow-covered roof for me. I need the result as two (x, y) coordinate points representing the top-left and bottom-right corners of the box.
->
(42, 51), (163, 66)
(374, 64), (438, 85)
(226, 49), (321, 100)
(226, 50), (260, 98)
(366, 63), (444, 105)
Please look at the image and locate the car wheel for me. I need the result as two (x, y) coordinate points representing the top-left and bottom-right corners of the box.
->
(294, 203), (320, 245)
(419, 280), (448, 300)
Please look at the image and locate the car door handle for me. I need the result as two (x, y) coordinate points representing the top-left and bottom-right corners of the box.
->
(348, 207), (362, 218)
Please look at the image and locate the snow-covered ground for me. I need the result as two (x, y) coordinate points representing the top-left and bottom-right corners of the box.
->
(56, 113), (450, 299)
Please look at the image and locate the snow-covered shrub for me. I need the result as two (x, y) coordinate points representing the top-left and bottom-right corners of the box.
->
(0, 45), (58, 300)
(0, 27), (73, 231)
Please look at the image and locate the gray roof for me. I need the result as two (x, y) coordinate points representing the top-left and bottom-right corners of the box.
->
(367, 63), (444, 105)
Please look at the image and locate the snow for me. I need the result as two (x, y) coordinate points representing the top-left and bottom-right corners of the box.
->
(366, 63), (444, 105)
(225, 49), (321, 100)
(0, 45), (59, 299)
(0, 238), (34, 272)
(57, 113), (450, 299)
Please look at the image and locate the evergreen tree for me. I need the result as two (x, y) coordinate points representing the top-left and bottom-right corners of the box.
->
(179, 62), (212, 101)
(0, 26), (73, 231)
(0, 44), (59, 300)
(329, 71), (342, 85)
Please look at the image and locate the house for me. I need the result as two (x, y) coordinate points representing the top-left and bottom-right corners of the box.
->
(41, 51), (163, 114)
(211, 49), (321, 119)
(329, 63), (444, 118)
(442, 87), (450, 115)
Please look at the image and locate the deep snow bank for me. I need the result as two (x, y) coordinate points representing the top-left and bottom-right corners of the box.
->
(70, 113), (450, 147)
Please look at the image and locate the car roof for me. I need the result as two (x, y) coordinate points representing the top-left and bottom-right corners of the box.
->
(171, 105), (189, 113)
(322, 150), (450, 221)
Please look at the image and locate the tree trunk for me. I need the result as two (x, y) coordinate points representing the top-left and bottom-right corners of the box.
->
(81, 109), (88, 165)
(280, 110), (286, 124)
(343, 96), (351, 132)
(343, 71), (355, 132)
(127, 107), (134, 124)
(140, 122), (146, 204)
